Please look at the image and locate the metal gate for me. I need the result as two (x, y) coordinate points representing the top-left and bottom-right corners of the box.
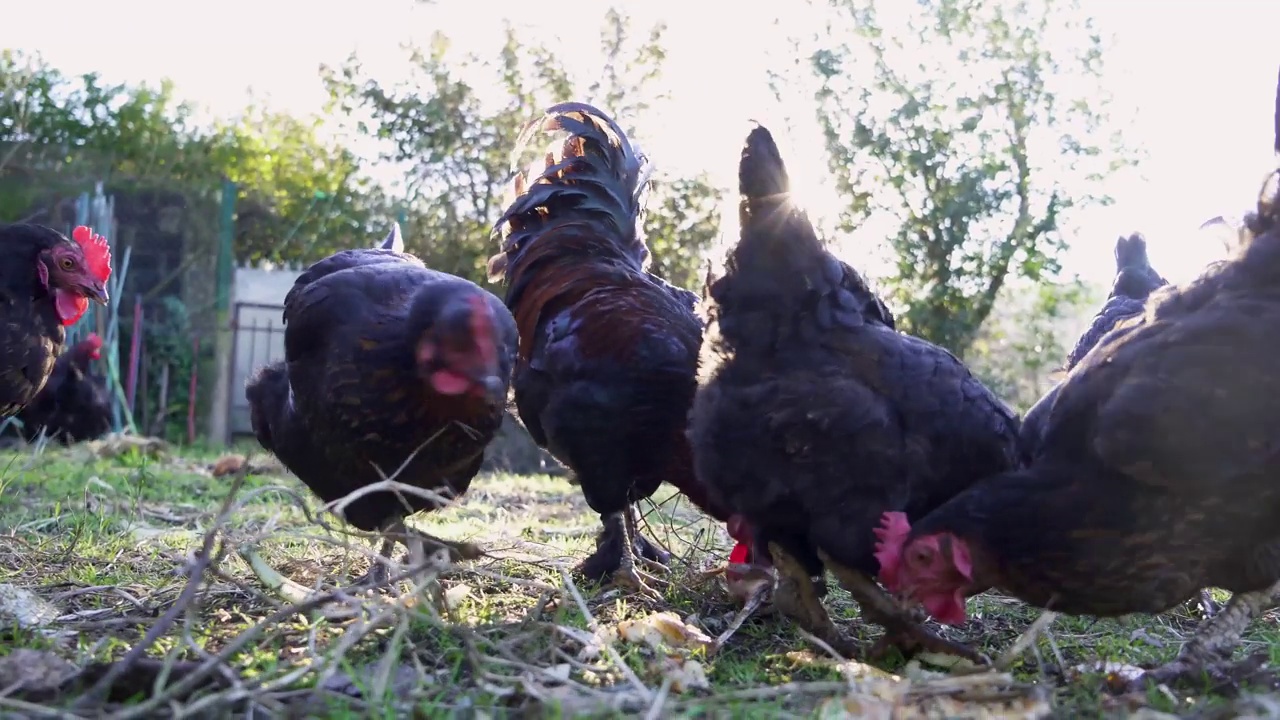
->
(227, 301), (287, 437)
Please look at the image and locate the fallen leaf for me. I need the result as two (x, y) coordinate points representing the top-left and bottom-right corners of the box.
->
(210, 454), (247, 477)
(616, 611), (713, 652)
(817, 694), (894, 720)
(0, 584), (60, 630)
(444, 583), (472, 610)
(662, 657), (710, 693)
(913, 651), (985, 674)
(816, 671), (1050, 720)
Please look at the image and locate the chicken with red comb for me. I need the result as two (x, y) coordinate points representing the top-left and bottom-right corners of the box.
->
(489, 102), (743, 598)
(687, 124), (1021, 662)
(877, 72), (1280, 685)
(15, 332), (112, 444)
(245, 226), (518, 590)
(1, 223), (111, 418)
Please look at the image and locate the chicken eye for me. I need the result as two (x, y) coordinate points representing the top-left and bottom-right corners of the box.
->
(59, 258), (74, 270)
(910, 547), (932, 565)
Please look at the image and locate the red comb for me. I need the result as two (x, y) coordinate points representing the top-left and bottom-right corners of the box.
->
(729, 541), (750, 565)
(872, 511), (912, 590)
(72, 226), (112, 283)
(85, 332), (103, 349)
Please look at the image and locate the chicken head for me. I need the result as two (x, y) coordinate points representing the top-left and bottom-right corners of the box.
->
(36, 226), (112, 326)
(874, 511), (974, 626)
(414, 292), (506, 406)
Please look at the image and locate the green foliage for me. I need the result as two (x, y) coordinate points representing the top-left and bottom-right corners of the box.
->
(206, 105), (386, 265)
(967, 277), (1099, 411)
(0, 49), (376, 267)
(320, 9), (721, 290)
(800, 0), (1136, 356)
(116, 296), (212, 442)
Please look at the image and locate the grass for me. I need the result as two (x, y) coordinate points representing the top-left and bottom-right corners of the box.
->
(0, 439), (1278, 718)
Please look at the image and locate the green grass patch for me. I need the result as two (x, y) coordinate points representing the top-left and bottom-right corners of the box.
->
(0, 439), (1275, 717)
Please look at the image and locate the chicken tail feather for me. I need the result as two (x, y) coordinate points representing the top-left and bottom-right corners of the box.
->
(704, 123), (892, 356)
(739, 123), (790, 210)
(488, 102), (652, 283)
(1240, 69), (1280, 246)
(1113, 232), (1151, 272)
(730, 123), (826, 272)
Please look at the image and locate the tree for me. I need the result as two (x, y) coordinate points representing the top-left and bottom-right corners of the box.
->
(0, 49), (379, 265)
(320, 9), (722, 290)
(966, 277), (1096, 410)
(208, 105), (384, 265)
(802, 0), (1134, 355)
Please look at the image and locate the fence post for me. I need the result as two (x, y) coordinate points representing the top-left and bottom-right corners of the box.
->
(216, 178), (236, 311)
(208, 178), (238, 446)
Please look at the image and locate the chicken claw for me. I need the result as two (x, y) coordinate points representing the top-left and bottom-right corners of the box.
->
(1195, 589), (1221, 618)
(347, 519), (480, 590)
(1139, 581), (1280, 687)
(816, 548), (985, 665)
(608, 508), (666, 599)
(348, 535), (397, 589)
(768, 542), (859, 657)
(410, 528), (484, 563)
(868, 603), (987, 665)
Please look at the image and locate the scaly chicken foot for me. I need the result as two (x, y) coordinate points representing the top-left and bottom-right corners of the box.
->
(816, 548), (986, 665)
(1195, 589), (1221, 618)
(767, 542), (859, 657)
(610, 508), (665, 599)
(1139, 581), (1280, 687)
(348, 518), (481, 590)
(348, 535), (397, 589)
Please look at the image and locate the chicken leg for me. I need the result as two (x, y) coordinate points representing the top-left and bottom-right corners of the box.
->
(1141, 580), (1280, 686)
(767, 542), (859, 657)
(816, 548), (985, 665)
(609, 507), (666, 599)
(1194, 588), (1221, 618)
(349, 517), (482, 589)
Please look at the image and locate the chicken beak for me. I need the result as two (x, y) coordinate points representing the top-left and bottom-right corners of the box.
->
(84, 281), (109, 306)
(478, 375), (507, 407)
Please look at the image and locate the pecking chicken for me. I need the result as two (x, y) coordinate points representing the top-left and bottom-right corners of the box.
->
(245, 224), (518, 588)
(1020, 232), (1168, 455)
(1, 224), (111, 418)
(1020, 232), (1216, 619)
(489, 102), (738, 597)
(15, 332), (113, 444)
(875, 73), (1280, 684)
(687, 124), (1022, 661)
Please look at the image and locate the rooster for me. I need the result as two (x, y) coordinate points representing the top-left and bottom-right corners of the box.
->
(245, 224), (518, 587)
(16, 332), (113, 444)
(1, 224), (111, 418)
(874, 67), (1280, 686)
(688, 124), (1021, 660)
(489, 103), (736, 597)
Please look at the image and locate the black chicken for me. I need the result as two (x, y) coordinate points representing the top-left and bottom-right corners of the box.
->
(488, 102), (736, 597)
(876, 68), (1280, 685)
(245, 224), (518, 587)
(1, 224), (111, 418)
(687, 125), (1022, 660)
(1020, 232), (1168, 455)
(16, 332), (113, 444)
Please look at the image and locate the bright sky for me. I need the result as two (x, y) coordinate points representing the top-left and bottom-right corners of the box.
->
(4, 0), (1278, 287)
